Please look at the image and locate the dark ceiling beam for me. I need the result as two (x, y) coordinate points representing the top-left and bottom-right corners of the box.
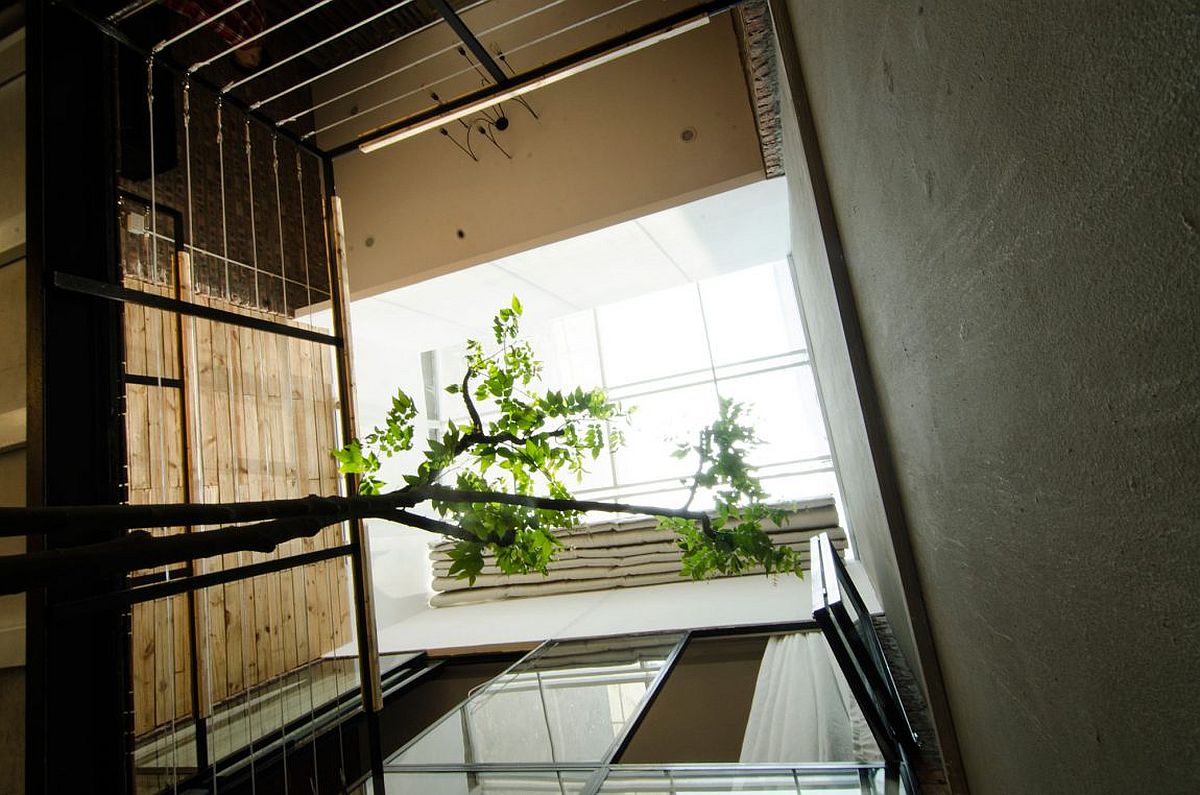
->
(426, 0), (508, 86)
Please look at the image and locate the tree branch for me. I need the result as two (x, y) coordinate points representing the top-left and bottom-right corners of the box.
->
(681, 428), (710, 512)
(0, 492), (422, 536)
(413, 484), (709, 524)
(0, 482), (720, 594)
(461, 369), (483, 434)
(388, 509), (477, 543)
(0, 515), (335, 595)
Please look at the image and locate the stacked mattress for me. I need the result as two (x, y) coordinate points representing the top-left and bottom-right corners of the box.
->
(428, 497), (847, 607)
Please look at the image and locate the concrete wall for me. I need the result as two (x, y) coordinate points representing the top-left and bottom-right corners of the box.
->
(778, 1), (1199, 793)
(323, 2), (764, 297)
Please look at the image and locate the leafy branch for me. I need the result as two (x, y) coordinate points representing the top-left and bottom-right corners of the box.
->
(0, 297), (804, 594)
(333, 297), (803, 585)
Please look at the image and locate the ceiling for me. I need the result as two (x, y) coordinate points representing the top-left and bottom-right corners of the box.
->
(341, 175), (788, 352)
(91, 0), (742, 150)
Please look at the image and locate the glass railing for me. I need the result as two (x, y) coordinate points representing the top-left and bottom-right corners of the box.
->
(388, 634), (685, 767)
(375, 764), (905, 794)
(133, 650), (420, 794)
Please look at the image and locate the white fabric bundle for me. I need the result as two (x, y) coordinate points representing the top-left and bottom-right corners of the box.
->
(427, 498), (844, 607)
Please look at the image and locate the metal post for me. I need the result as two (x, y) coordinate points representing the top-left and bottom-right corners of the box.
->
(321, 163), (384, 704)
(25, 3), (133, 791)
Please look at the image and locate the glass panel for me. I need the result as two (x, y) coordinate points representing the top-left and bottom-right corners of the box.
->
(698, 261), (807, 367)
(610, 382), (720, 488)
(388, 634), (683, 765)
(596, 285), (710, 386)
(717, 367), (829, 468)
(597, 767), (887, 794)
(380, 770), (594, 795)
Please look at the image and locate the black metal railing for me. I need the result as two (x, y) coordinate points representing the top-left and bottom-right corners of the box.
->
(811, 532), (920, 793)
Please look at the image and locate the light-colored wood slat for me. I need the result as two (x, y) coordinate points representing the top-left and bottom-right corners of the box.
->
(126, 292), (147, 376)
(333, 556), (352, 648)
(163, 388), (183, 495)
(133, 601), (156, 734)
(178, 256), (212, 718)
(174, 593), (192, 720)
(153, 596), (171, 728)
(303, 561), (321, 666)
(127, 384), (151, 493)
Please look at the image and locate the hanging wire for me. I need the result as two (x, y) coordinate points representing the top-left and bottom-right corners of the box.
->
(189, 0), (339, 74)
(271, 264), (301, 795)
(243, 121), (261, 308)
(153, 0), (255, 54)
(271, 137), (289, 318)
(246, 122), (292, 793)
(251, 0), (492, 111)
(277, 0), (570, 126)
(217, 100), (232, 299)
(296, 155), (313, 308)
(215, 97), (258, 794)
(322, 537), (350, 789)
(145, 54), (183, 795)
(224, 0), (418, 95)
(303, 0), (645, 141)
(182, 80), (223, 793)
(292, 158), (323, 788)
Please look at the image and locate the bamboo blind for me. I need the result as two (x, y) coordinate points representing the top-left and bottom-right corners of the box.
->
(123, 276), (352, 737)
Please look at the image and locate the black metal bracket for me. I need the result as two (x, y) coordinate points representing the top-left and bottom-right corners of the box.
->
(811, 533), (921, 793)
(426, 0), (508, 86)
(53, 271), (342, 347)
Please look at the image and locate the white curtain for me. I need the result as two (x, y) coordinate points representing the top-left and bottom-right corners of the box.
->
(739, 631), (882, 763)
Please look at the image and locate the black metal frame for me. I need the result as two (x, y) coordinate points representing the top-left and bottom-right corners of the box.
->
(427, 0), (508, 85)
(811, 533), (920, 793)
(24, 6), (380, 793)
(21, 1), (769, 791)
(53, 272), (343, 346)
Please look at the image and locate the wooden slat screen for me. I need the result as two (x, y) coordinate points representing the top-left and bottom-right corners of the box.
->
(123, 277), (352, 737)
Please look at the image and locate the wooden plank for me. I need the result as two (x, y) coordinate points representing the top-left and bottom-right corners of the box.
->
(174, 593), (192, 720)
(126, 384), (151, 493)
(262, 332), (290, 676)
(123, 279), (357, 730)
(212, 317), (245, 699)
(153, 596), (171, 728)
(126, 289), (147, 376)
(179, 256), (212, 717)
(162, 388), (183, 496)
(132, 600), (156, 735)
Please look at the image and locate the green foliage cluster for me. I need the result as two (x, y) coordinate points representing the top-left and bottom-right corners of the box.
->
(335, 297), (803, 585)
(663, 399), (804, 579)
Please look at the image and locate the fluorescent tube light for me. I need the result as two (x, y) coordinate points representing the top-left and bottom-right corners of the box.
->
(358, 14), (710, 154)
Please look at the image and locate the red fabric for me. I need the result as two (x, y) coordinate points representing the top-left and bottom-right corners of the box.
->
(164, 0), (266, 46)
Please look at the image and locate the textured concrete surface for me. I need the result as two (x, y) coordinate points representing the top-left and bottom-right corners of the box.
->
(780, 1), (1199, 792)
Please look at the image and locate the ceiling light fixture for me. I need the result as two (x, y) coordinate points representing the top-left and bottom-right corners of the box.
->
(358, 13), (711, 154)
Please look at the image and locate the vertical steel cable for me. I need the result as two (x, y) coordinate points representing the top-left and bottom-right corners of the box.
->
(245, 120), (289, 792)
(294, 166), (322, 785)
(182, 80), (222, 793)
(217, 97), (258, 794)
(147, 55), (182, 794)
